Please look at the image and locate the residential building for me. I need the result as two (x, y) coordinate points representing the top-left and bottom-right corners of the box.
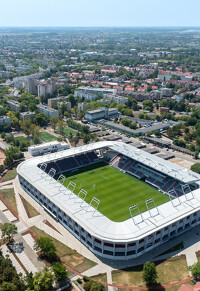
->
(37, 79), (56, 99)
(0, 116), (10, 125)
(20, 112), (36, 121)
(7, 100), (20, 111)
(85, 107), (118, 121)
(37, 104), (59, 117)
(78, 103), (87, 112)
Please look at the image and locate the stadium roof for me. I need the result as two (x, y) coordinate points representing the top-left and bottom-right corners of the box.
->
(17, 141), (200, 243)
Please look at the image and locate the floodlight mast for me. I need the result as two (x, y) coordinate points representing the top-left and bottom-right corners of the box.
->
(89, 197), (100, 216)
(129, 204), (143, 225)
(57, 174), (66, 190)
(182, 184), (194, 201)
(47, 168), (56, 183)
(168, 189), (181, 207)
(67, 181), (76, 198)
(38, 163), (47, 175)
(145, 198), (159, 217)
(74, 189), (87, 206)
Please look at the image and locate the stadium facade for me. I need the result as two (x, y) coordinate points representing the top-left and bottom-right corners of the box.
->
(17, 141), (200, 261)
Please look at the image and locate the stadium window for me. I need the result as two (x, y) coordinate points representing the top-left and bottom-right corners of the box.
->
(139, 239), (144, 244)
(115, 244), (125, 248)
(156, 230), (161, 235)
(94, 246), (102, 253)
(164, 227), (168, 231)
(87, 241), (92, 247)
(138, 247), (144, 253)
(146, 243), (153, 248)
(185, 223), (190, 228)
(103, 250), (113, 256)
(115, 252), (125, 256)
(105, 242), (114, 248)
(192, 220), (197, 224)
(128, 242), (136, 247)
(127, 250), (136, 256)
(186, 216), (190, 220)
(148, 234), (153, 240)
(95, 238), (101, 244)
(163, 234), (168, 240)
(155, 238), (160, 244)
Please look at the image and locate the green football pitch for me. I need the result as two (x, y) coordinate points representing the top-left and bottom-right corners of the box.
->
(61, 162), (170, 222)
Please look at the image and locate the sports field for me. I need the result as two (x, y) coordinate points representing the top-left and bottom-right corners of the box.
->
(40, 131), (57, 142)
(61, 162), (169, 222)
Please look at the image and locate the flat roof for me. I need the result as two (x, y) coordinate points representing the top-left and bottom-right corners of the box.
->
(17, 141), (200, 242)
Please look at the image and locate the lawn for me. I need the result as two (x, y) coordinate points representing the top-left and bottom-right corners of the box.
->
(31, 226), (96, 273)
(63, 126), (77, 137)
(20, 195), (40, 218)
(112, 255), (189, 287)
(0, 188), (18, 214)
(2, 168), (17, 182)
(14, 136), (34, 145)
(40, 131), (57, 142)
(61, 162), (169, 222)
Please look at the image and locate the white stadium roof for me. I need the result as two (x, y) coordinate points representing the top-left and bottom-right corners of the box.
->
(17, 141), (200, 243)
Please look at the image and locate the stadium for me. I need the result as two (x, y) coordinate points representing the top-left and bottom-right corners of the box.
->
(17, 141), (200, 261)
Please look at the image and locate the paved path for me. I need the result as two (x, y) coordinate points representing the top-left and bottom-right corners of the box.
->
(2, 244), (26, 275)
(8, 177), (200, 290)
(0, 206), (44, 273)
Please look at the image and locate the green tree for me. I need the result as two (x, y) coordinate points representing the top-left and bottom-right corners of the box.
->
(57, 120), (65, 134)
(189, 262), (200, 279)
(68, 94), (76, 107)
(191, 163), (200, 174)
(4, 146), (23, 166)
(34, 113), (48, 127)
(33, 268), (54, 291)
(50, 116), (59, 131)
(20, 118), (32, 137)
(34, 237), (56, 259)
(142, 100), (153, 112)
(1, 223), (17, 242)
(1, 282), (18, 291)
(52, 262), (68, 282)
(142, 261), (158, 286)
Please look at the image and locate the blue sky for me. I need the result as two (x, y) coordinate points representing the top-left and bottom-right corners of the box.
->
(0, 0), (200, 27)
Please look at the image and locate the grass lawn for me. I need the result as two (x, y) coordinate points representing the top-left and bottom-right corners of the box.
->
(31, 226), (96, 273)
(63, 126), (77, 137)
(61, 162), (169, 222)
(15, 136), (34, 145)
(40, 131), (57, 142)
(14, 136), (27, 143)
(20, 196), (40, 218)
(112, 255), (189, 287)
(91, 273), (107, 283)
(2, 168), (17, 182)
(0, 188), (18, 214)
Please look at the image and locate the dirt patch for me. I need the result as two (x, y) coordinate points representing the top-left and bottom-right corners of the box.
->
(169, 158), (193, 169)
(0, 149), (5, 165)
